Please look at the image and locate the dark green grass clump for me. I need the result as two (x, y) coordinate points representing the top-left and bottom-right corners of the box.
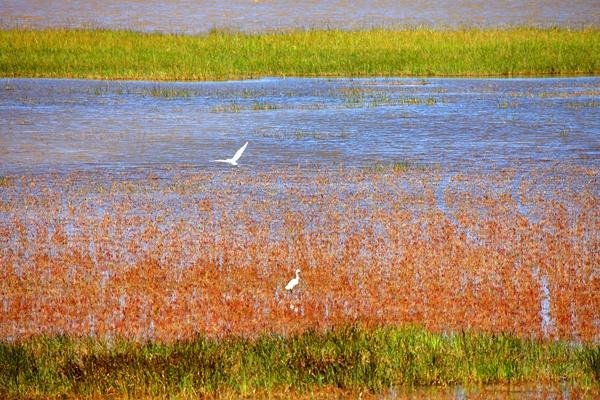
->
(1, 326), (598, 398)
(1, 27), (599, 80)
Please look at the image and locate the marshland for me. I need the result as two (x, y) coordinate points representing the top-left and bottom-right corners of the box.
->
(2, 28), (599, 80)
(1, 1), (600, 399)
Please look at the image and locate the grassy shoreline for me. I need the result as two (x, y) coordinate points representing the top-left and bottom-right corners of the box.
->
(1, 326), (598, 398)
(1, 28), (599, 81)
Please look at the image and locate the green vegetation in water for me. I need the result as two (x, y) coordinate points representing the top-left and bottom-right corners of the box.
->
(292, 130), (350, 140)
(211, 102), (243, 113)
(363, 160), (438, 173)
(1, 326), (598, 398)
(497, 99), (519, 108)
(565, 100), (600, 108)
(339, 87), (438, 107)
(1, 28), (599, 80)
(88, 83), (194, 98)
(251, 129), (348, 140)
(251, 101), (281, 111)
(368, 161), (416, 173)
(148, 85), (192, 98)
(209, 91), (438, 113)
(211, 101), (282, 112)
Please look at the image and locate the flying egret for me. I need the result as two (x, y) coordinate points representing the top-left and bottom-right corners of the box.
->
(285, 269), (301, 291)
(212, 141), (248, 167)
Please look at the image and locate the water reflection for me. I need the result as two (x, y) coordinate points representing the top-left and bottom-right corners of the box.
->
(1, 77), (598, 175)
(1, 1), (598, 32)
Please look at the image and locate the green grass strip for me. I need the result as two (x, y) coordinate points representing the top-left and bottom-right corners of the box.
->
(1, 28), (599, 80)
(1, 326), (598, 397)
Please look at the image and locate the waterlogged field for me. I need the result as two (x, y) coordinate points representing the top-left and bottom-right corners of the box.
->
(1, 77), (599, 397)
(1, 165), (598, 341)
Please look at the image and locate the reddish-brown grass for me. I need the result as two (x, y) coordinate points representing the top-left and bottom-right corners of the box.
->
(0, 165), (598, 342)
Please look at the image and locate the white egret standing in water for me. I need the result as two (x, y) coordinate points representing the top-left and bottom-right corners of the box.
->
(212, 141), (248, 166)
(285, 269), (301, 291)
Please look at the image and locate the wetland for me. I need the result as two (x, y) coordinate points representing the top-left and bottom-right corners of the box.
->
(1, 3), (599, 397)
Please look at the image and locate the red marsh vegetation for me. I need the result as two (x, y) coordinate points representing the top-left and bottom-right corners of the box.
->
(0, 165), (598, 342)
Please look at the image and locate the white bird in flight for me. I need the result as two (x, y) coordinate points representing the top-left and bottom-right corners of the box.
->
(285, 269), (301, 291)
(212, 141), (248, 167)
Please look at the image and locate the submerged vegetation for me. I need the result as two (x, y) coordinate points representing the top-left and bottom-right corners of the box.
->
(2, 17), (599, 399)
(0, 165), (598, 397)
(1, 27), (599, 80)
(1, 326), (599, 398)
(1, 166), (597, 342)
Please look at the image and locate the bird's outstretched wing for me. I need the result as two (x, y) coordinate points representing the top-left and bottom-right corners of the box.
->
(231, 142), (248, 162)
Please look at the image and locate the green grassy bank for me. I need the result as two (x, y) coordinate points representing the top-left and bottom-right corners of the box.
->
(1, 326), (598, 398)
(1, 28), (599, 80)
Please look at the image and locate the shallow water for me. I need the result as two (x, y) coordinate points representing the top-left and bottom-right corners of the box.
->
(1, 77), (599, 175)
(1, 0), (598, 32)
(388, 385), (599, 400)
(1, 79), (599, 346)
